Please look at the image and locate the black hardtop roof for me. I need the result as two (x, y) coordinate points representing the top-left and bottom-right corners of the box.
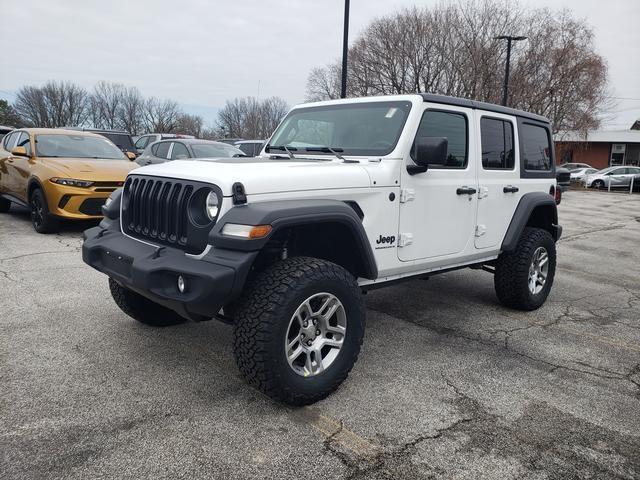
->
(420, 93), (549, 124)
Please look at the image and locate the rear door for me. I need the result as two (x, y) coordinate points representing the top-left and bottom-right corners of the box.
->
(475, 114), (520, 249)
(398, 105), (478, 261)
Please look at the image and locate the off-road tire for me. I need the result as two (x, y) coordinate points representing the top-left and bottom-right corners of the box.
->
(0, 196), (10, 213)
(109, 278), (186, 327)
(233, 256), (365, 405)
(494, 227), (556, 311)
(30, 188), (59, 234)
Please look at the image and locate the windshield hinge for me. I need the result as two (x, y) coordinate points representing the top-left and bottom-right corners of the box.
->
(398, 233), (413, 247)
(399, 188), (415, 203)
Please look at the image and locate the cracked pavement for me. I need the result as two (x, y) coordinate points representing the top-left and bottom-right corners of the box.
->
(1, 190), (639, 479)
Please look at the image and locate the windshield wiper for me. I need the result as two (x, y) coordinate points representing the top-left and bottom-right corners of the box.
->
(266, 144), (297, 159)
(304, 146), (358, 163)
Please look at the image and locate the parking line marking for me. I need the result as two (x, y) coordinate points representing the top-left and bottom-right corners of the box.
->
(556, 326), (640, 353)
(303, 409), (381, 460)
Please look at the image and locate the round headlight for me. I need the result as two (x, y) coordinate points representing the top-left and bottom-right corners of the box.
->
(206, 191), (219, 220)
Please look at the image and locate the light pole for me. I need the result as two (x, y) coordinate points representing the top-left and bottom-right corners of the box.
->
(495, 35), (527, 106)
(340, 0), (350, 98)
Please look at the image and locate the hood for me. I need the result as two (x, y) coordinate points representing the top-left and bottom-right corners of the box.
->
(133, 157), (373, 196)
(44, 157), (137, 181)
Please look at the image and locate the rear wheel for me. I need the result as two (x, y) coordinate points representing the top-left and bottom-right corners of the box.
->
(109, 278), (187, 327)
(30, 188), (59, 233)
(233, 257), (365, 405)
(494, 227), (556, 311)
(0, 196), (10, 213)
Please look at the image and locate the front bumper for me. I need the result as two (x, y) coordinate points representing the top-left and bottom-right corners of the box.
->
(44, 182), (114, 219)
(82, 224), (257, 320)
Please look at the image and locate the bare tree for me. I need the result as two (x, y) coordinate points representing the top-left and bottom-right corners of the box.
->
(306, 1), (609, 133)
(217, 96), (288, 139)
(141, 97), (181, 133)
(14, 81), (89, 127)
(117, 86), (144, 135)
(175, 113), (205, 137)
(90, 81), (125, 130)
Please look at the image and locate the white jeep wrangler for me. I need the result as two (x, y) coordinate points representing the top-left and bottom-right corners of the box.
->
(83, 94), (562, 405)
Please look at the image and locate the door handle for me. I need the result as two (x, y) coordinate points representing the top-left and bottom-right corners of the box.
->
(503, 186), (519, 193)
(456, 186), (477, 195)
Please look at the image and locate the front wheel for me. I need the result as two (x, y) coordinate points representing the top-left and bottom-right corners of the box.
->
(30, 188), (59, 233)
(233, 257), (365, 405)
(592, 179), (605, 189)
(0, 196), (10, 213)
(494, 227), (556, 311)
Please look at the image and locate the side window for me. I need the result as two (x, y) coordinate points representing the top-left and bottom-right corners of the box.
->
(3, 132), (17, 150)
(521, 123), (552, 171)
(135, 136), (149, 149)
(153, 141), (170, 158)
(480, 117), (514, 169)
(170, 142), (190, 160)
(413, 110), (468, 168)
(16, 132), (32, 155)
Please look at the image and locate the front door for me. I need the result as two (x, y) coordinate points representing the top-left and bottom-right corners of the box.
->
(475, 114), (521, 249)
(398, 106), (477, 262)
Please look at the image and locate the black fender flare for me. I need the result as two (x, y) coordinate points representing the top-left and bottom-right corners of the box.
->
(209, 199), (378, 279)
(501, 192), (561, 252)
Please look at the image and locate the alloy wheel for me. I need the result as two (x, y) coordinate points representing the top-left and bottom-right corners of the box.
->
(285, 292), (347, 377)
(528, 246), (549, 295)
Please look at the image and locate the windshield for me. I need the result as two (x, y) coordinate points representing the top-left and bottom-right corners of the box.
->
(35, 134), (127, 159)
(268, 101), (412, 156)
(191, 143), (245, 158)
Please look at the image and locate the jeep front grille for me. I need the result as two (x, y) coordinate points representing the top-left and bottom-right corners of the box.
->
(121, 175), (218, 254)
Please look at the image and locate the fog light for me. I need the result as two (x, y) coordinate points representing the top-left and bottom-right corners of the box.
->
(177, 275), (186, 293)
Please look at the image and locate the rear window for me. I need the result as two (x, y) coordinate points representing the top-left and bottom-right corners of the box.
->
(97, 132), (134, 151)
(521, 124), (552, 171)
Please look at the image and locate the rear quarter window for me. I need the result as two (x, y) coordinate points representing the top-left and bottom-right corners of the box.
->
(521, 123), (552, 171)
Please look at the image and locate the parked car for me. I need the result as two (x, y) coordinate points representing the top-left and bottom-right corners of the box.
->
(234, 140), (264, 157)
(0, 125), (14, 141)
(632, 173), (640, 192)
(0, 128), (137, 233)
(559, 162), (594, 171)
(570, 167), (598, 183)
(135, 139), (245, 166)
(584, 166), (640, 189)
(64, 127), (137, 157)
(134, 133), (195, 155)
(84, 93), (562, 405)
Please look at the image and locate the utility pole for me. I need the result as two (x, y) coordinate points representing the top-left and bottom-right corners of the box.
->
(495, 35), (527, 106)
(340, 0), (350, 99)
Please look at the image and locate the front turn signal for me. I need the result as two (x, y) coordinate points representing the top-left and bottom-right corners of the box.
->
(221, 223), (272, 239)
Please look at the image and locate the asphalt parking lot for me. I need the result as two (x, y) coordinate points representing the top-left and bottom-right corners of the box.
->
(1, 190), (639, 480)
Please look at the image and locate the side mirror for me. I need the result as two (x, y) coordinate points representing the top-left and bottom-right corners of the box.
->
(408, 137), (448, 175)
(11, 146), (29, 157)
(126, 151), (136, 161)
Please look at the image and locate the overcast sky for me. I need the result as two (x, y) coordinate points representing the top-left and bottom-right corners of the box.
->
(1, 0), (638, 129)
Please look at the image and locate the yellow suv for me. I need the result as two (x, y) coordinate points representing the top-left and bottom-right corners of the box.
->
(0, 128), (138, 233)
